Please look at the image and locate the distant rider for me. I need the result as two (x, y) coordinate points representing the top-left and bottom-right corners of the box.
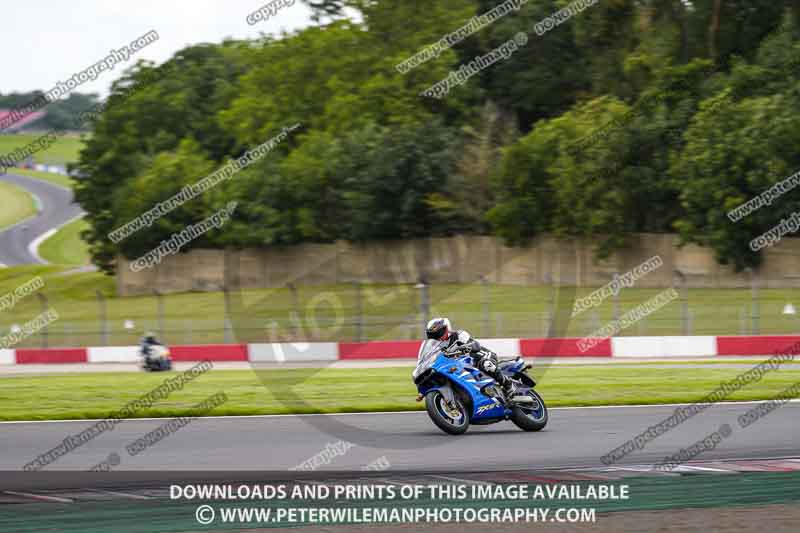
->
(425, 317), (517, 396)
(139, 332), (163, 361)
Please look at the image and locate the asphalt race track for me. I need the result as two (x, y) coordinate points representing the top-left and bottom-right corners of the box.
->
(0, 172), (83, 266)
(2, 402), (799, 476)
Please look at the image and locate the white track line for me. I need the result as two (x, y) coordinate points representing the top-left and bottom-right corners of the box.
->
(90, 489), (152, 500)
(28, 213), (85, 264)
(1, 399), (798, 425)
(431, 475), (492, 486)
(3, 490), (73, 503)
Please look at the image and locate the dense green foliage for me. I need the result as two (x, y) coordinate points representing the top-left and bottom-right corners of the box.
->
(70, 0), (800, 273)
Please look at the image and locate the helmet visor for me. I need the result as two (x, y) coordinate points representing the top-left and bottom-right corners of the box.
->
(426, 324), (447, 340)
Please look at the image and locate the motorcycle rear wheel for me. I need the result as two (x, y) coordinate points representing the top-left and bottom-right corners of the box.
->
(510, 389), (548, 431)
(425, 391), (469, 435)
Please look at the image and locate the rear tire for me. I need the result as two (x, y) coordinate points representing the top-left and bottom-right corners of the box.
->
(510, 389), (548, 431)
(425, 391), (469, 435)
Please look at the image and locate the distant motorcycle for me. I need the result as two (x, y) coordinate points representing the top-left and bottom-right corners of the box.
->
(413, 339), (548, 435)
(141, 344), (172, 372)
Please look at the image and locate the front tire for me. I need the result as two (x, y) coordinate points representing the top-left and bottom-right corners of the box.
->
(510, 389), (548, 431)
(425, 391), (469, 435)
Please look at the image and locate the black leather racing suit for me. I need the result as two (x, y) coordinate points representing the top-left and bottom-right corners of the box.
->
(140, 338), (162, 360)
(444, 329), (511, 388)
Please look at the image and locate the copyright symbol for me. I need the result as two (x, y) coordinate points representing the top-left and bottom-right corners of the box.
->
(196, 505), (215, 525)
(515, 32), (528, 46)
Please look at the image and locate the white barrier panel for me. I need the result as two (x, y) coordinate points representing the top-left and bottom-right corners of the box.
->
(0, 349), (14, 365)
(612, 336), (717, 358)
(248, 342), (338, 363)
(87, 346), (140, 363)
(480, 338), (521, 358)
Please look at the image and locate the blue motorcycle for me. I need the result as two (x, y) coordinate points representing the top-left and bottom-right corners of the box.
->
(413, 339), (548, 435)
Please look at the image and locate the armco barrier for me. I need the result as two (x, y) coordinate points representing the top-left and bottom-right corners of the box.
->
(717, 335), (800, 356)
(0, 349), (14, 365)
(339, 341), (421, 360)
(480, 338), (521, 358)
(169, 344), (248, 361)
(520, 338), (612, 357)
(87, 346), (140, 363)
(611, 336), (717, 358)
(15, 348), (87, 364)
(249, 342), (338, 362)
(7, 336), (800, 365)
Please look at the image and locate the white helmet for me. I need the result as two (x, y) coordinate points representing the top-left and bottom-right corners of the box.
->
(425, 317), (451, 340)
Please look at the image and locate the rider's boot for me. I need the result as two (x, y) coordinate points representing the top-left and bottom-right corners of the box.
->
(498, 374), (517, 397)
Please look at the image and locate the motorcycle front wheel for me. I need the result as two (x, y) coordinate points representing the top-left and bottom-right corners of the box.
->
(425, 391), (469, 435)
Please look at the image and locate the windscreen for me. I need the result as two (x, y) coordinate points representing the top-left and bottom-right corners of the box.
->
(417, 339), (447, 360)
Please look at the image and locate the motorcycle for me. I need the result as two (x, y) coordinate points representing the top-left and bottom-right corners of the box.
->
(412, 339), (548, 435)
(141, 344), (172, 372)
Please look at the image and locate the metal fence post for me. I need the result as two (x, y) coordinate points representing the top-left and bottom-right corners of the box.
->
(545, 273), (555, 336)
(96, 290), (109, 346)
(288, 283), (301, 341)
(354, 282), (363, 342)
(748, 268), (760, 335)
(36, 293), (48, 348)
(223, 287), (232, 344)
(418, 281), (430, 333)
(481, 276), (490, 337)
(154, 290), (165, 341)
(674, 270), (688, 336)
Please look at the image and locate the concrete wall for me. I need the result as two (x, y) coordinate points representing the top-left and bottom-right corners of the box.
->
(116, 234), (800, 296)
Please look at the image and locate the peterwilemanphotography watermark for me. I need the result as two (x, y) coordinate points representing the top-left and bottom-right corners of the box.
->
(0, 29), (159, 132)
(129, 202), (238, 272)
(110, 124), (299, 243)
(571, 256), (663, 318)
(289, 440), (355, 471)
(578, 288), (678, 353)
(0, 276), (44, 313)
(23, 361), (213, 471)
(420, 33), (527, 99)
(0, 308), (59, 350)
(396, 0), (529, 74)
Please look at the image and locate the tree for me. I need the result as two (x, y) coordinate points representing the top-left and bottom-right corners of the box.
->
(672, 88), (800, 270)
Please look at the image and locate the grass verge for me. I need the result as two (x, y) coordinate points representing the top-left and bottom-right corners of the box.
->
(0, 181), (36, 231)
(1, 365), (798, 421)
(38, 217), (90, 265)
(0, 133), (83, 167)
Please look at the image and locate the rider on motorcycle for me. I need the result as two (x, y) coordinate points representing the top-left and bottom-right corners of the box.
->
(425, 317), (517, 396)
(139, 332), (163, 360)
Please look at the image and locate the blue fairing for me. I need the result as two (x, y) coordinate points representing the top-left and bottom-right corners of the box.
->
(416, 351), (526, 422)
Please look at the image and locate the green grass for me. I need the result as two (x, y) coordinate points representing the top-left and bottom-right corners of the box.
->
(0, 265), (799, 346)
(1, 365), (798, 421)
(0, 133), (84, 166)
(6, 167), (74, 189)
(0, 181), (36, 231)
(38, 217), (90, 266)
